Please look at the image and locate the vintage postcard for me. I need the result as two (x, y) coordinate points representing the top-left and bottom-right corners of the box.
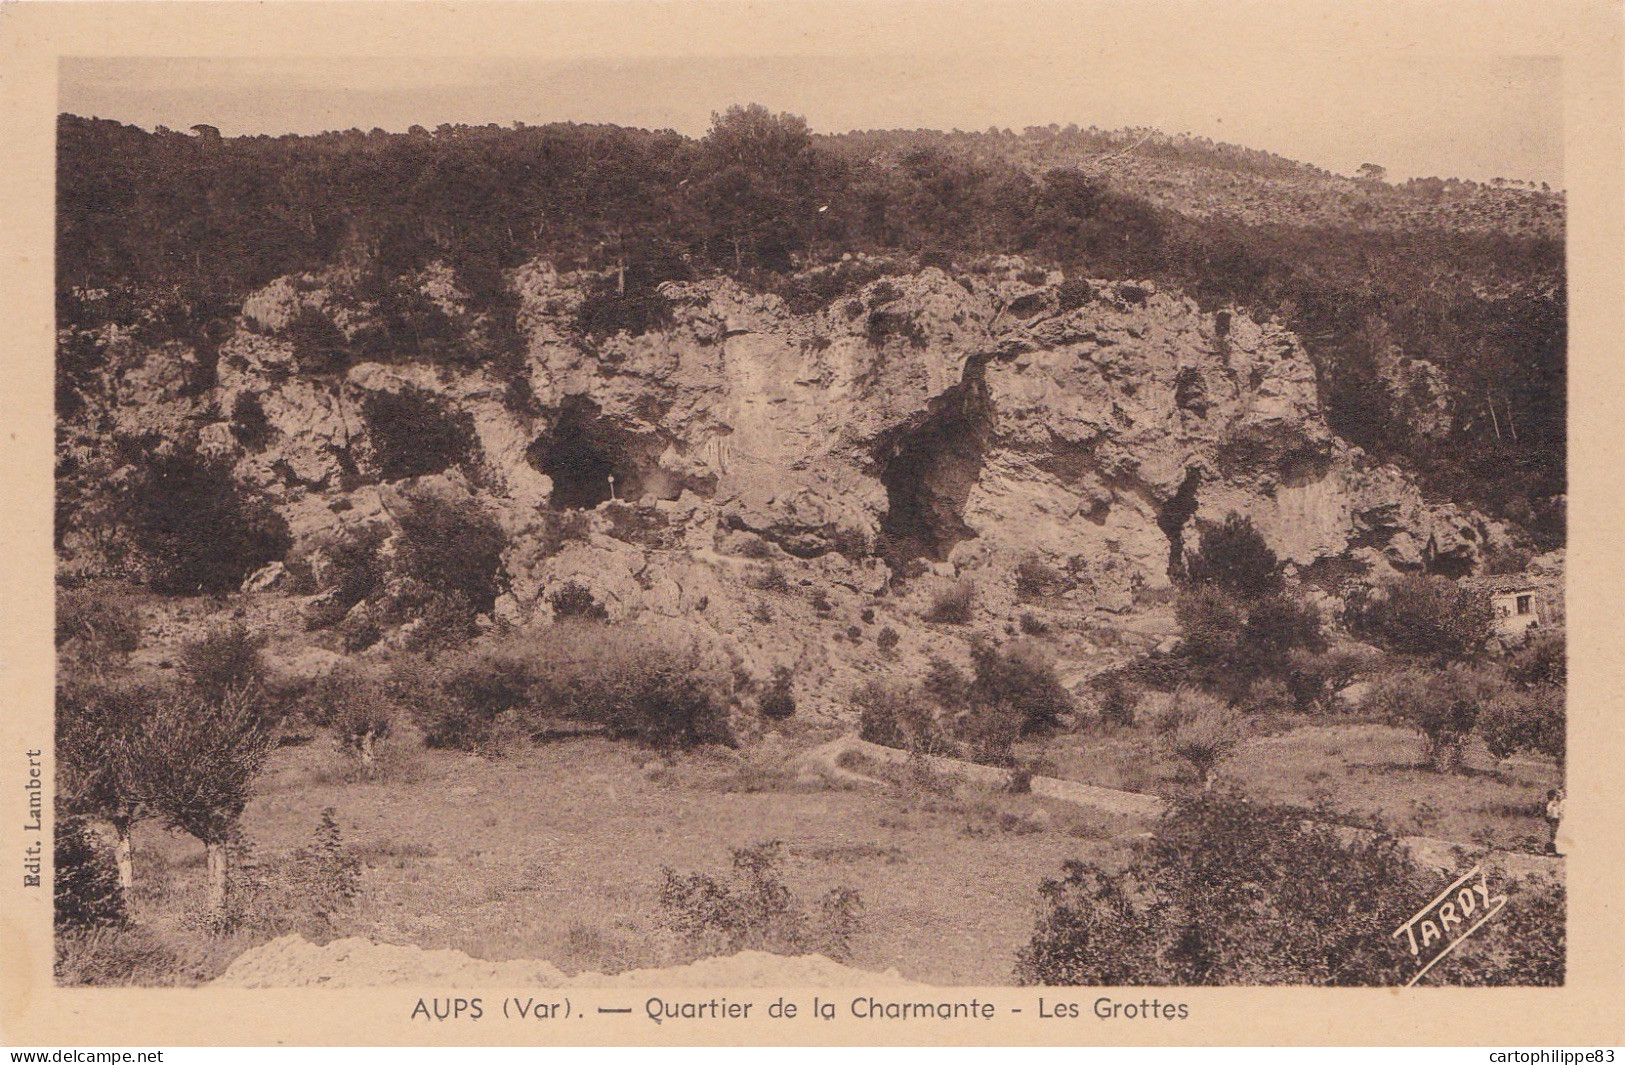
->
(1, 0), (1621, 1048)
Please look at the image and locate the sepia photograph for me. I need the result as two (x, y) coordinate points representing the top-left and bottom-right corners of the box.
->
(4, 0), (1621, 1047)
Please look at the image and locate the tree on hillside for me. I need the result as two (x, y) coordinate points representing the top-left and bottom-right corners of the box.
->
(696, 105), (828, 272)
(123, 440), (292, 595)
(1185, 513), (1281, 601)
(1346, 574), (1493, 662)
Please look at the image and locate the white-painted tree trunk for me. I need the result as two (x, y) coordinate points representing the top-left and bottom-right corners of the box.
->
(205, 839), (230, 919)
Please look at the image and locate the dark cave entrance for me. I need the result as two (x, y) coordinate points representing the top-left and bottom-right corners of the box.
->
(874, 360), (994, 564)
(1156, 467), (1203, 580)
(528, 396), (646, 509)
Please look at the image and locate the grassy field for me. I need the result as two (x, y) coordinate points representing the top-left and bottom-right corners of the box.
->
(109, 727), (1145, 986)
(75, 700), (1561, 987)
(1037, 718), (1561, 851)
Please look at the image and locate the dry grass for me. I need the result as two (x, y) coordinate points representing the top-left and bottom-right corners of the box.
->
(1042, 720), (1560, 850)
(88, 733), (1140, 986)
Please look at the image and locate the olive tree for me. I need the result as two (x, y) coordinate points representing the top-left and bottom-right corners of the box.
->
(130, 684), (280, 921)
(56, 677), (155, 901)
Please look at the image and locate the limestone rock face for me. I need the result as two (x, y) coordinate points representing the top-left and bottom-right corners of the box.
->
(185, 257), (1505, 643)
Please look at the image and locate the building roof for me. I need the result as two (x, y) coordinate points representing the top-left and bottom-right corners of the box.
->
(1465, 574), (1540, 595)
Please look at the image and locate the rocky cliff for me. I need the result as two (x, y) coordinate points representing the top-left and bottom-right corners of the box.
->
(73, 256), (1518, 706)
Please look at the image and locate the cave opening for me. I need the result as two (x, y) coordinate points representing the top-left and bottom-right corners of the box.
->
(528, 395), (646, 509)
(1156, 467), (1203, 580)
(874, 360), (994, 564)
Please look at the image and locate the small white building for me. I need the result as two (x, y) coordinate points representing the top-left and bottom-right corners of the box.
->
(1477, 575), (1543, 638)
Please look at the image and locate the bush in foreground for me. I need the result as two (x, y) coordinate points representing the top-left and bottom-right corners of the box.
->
(1017, 795), (1419, 986)
(659, 841), (863, 962)
(1016, 793), (1566, 987)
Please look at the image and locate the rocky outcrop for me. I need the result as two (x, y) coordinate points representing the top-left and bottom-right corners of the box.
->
(90, 255), (1518, 700)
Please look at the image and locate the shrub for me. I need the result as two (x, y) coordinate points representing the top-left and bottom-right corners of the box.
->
(1015, 795), (1421, 986)
(1243, 676), (1295, 716)
(1088, 671), (1139, 728)
(958, 699), (1026, 768)
(1477, 684), (1564, 763)
(969, 639), (1073, 735)
(926, 579), (975, 624)
(1363, 663), (1505, 770)
(1348, 574), (1494, 662)
(1481, 543), (1534, 576)
(1146, 686), (1243, 789)
(56, 583), (142, 656)
(1015, 554), (1068, 601)
(303, 672), (396, 768)
(448, 621), (737, 752)
(362, 386), (476, 483)
(548, 580), (608, 621)
(55, 926), (179, 987)
(876, 626), (900, 652)
(284, 305), (349, 374)
(1507, 629), (1565, 687)
(1185, 513), (1282, 601)
(1172, 584), (1245, 682)
(923, 656), (972, 711)
(1176, 582), (1327, 699)
(229, 391), (275, 452)
(54, 816), (127, 934)
(574, 273), (673, 340)
(177, 623), (267, 704)
(309, 523), (388, 615)
(1056, 278), (1095, 311)
(534, 508), (594, 555)
(124, 442), (292, 595)
(224, 807), (364, 938)
(1243, 595), (1327, 661)
(658, 842), (863, 961)
(55, 677), (155, 901)
(854, 680), (949, 754)
(424, 653), (537, 752)
(754, 563), (791, 593)
(287, 808), (363, 927)
(1019, 611), (1052, 636)
(759, 665), (797, 720)
(736, 536), (776, 560)
(393, 491), (506, 616)
(856, 680), (909, 748)
(1431, 875), (1564, 986)
(603, 501), (674, 548)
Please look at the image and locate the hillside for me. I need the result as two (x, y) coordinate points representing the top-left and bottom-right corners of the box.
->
(822, 126), (1565, 239)
(56, 108), (1567, 547)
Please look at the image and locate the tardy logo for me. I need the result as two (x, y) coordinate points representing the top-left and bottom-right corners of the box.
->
(1392, 863), (1508, 986)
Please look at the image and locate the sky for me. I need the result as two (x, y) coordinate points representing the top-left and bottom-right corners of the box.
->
(59, 51), (1564, 187)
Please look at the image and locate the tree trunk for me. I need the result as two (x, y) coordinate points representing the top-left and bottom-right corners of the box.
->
(111, 816), (135, 900)
(205, 839), (230, 920)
